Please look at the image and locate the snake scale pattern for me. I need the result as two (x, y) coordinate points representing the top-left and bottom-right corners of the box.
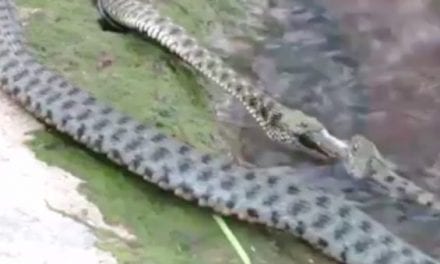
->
(0, 0), (438, 263)
(96, 0), (351, 162)
(98, 0), (440, 214)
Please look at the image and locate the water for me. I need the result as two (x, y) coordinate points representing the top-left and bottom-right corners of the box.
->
(209, 0), (440, 257)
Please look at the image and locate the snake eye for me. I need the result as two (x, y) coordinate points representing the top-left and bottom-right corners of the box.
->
(352, 143), (359, 152)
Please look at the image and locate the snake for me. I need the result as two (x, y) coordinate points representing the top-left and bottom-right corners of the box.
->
(97, 0), (440, 213)
(0, 0), (438, 263)
(96, 0), (350, 162)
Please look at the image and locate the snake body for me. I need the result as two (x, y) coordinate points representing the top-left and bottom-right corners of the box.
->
(0, 0), (439, 263)
(97, 0), (440, 213)
(96, 0), (351, 161)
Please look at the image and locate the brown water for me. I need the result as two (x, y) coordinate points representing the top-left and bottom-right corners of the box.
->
(209, 0), (440, 257)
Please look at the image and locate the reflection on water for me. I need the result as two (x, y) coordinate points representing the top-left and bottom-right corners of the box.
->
(209, 0), (440, 257)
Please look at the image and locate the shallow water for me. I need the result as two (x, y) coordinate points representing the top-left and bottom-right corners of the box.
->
(211, 0), (440, 257)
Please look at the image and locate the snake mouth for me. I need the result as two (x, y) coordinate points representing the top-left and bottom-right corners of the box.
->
(299, 129), (349, 161)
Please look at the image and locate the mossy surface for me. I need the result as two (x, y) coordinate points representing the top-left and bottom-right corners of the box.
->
(18, 0), (336, 263)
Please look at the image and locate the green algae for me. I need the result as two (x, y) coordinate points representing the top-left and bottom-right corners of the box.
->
(17, 0), (336, 263)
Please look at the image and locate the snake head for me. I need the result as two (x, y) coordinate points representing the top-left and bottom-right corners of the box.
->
(265, 103), (348, 160)
(345, 135), (396, 178)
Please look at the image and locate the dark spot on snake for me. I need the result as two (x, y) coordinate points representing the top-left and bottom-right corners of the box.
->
(160, 166), (171, 181)
(110, 128), (127, 142)
(37, 87), (50, 96)
(220, 162), (233, 171)
(35, 102), (41, 113)
(76, 124), (86, 139)
(13, 69), (29, 82)
(206, 60), (216, 70)
(24, 78), (40, 92)
(61, 115), (72, 126)
(260, 106), (268, 120)
(100, 106), (112, 115)
(181, 38), (194, 47)
(12, 86), (19, 95)
(219, 71), (230, 82)
(334, 222), (352, 240)
(396, 186), (406, 193)
(245, 172), (255, 180)
(373, 252), (394, 264)
(77, 109), (92, 121)
(33, 65), (45, 75)
(289, 200), (309, 216)
(267, 176), (278, 186)
(269, 112), (282, 126)
(201, 154), (212, 164)
(124, 137), (143, 152)
(134, 124), (148, 133)
(360, 220), (372, 232)
(381, 236), (394, 245)
(340, 249), (348, 263)
(59, 80), (68, 88)
(263, 195), (279, 206)
(117, 115), (131, 124)
(178, 145), (191, 154)
(168, 26), (182, 35)
(316, 196), (330, 208)
(317, 238), (328, 248)
(24, 95), (31, 106)
(47, 73), (62, 84)
(0, 48), (9, 58)
(192, 48), (204, 58)
(61, 100), (76, 110)
(385, 175), (395, 183)
(4, 59), (19, 71)
(143, 167), (153, 178)
(270, 211), (279, 225)
(295, 221), (306, 236)
(220, 178), (235, 190)
(287, 184), (300, 195)
(150, 147), (170, 161)
(179, 162), (191, 173)
(246, 208), (258, 218)
(338, 206), (351, 218)
(130, 154), (143, 170)
(13, 48), (26, 56)
(46, 92), (62, 104)
(110, 149), (122, 162)
(220, 199), (234, 211)
(46, 110), (53, 120)
(92, 136), (104, 151)
(265, 100), (275, 111)
(197, 169), (213, 181)
(245, 185), (261, 199)
(82, 97), (96, 106)
(179, 183), (194, 195)
(401, 248), (413, 256)
(235, 84), (243, 93)
(354, 238), (372, 254)
(199, 193), (210, 202)
(154, 17), (166, 25)
(67, 87), (81, 96)
(312, 214), (331, 229)
(92, 119), (110, 131)
(151, 133), (166, 142)
(248, 97), (257, 108)
(425, 200), (434, 208)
